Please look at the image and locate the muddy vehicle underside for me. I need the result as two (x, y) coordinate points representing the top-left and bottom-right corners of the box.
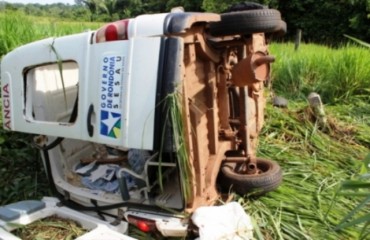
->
(1, 4), (285, 237)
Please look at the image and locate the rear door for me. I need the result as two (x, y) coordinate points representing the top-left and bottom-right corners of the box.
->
(1, 31), (162, 150)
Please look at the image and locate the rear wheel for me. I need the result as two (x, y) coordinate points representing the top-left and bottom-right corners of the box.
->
(209, 9), (285, 37)
(218, 158), (282, 196)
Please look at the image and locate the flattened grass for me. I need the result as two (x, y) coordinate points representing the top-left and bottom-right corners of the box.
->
(242, 101), (370, 239)
(12, 215), (86, 240)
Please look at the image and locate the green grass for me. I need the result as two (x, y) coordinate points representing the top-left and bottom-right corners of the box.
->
(0, 11), (101, 56)
(12, 215), (86, 239)
(241, 101), (369, 239)
(160, 93), (192, 203)
(249, 41), (370, 238)
(270, 43), (370, 104)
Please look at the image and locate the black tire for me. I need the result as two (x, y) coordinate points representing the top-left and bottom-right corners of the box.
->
(269, 19), (287, 37)
(210, 9), (284, 37)
(219, 158), (282, 196)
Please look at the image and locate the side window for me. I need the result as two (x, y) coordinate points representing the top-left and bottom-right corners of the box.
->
(24, 61), (79, 124)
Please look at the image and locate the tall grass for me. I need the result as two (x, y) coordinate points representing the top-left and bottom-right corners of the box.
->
(327, 36), (370, 239)
(0, 11), (100, 56)
(167, 93), (192, 203)
(270, 43), (370, 104)
(242, 101), (369, 239)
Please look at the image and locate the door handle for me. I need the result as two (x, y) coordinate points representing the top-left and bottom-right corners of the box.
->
(87, 104), (94, 137)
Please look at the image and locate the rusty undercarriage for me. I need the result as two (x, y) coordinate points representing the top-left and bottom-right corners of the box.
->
(176, 9), (284, 211)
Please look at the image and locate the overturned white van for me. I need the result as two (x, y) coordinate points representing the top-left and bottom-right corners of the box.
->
(1, 4), (285, 238)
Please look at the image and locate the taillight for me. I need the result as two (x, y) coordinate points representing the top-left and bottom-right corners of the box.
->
(105, 24), (118, 41)
(95, 19), (129, 43)
(127, 215), (157, 233)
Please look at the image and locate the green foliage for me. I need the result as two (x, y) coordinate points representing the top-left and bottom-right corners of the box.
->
(0, 12), (101, 56)
(201, 0), (277, 13)
(166, 0), (202, 12)
(201, 0), (234, 13)
(0, 121), (50, 205)
(277, 0), (370, 44)
(270, 43), (370, 104)
(3, 0), (370, 45)
(2, 2), (91, 22)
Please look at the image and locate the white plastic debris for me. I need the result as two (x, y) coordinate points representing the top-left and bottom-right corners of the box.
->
(89, 165), (110, 182)
(191, 202), (253, 240)
(75, 160), (96, 175)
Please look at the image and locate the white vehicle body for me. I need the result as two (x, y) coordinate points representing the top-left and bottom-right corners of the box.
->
(0, 197), (133, 240)
(2, 13), (170, 150)
(1, 11), (192, 238)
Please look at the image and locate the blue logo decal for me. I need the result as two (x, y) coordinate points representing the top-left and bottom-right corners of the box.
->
(100, 110), (121, 138)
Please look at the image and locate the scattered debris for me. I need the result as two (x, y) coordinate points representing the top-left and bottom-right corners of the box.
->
(192, 202), (253, 240)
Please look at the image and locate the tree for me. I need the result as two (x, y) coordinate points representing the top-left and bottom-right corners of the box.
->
(102, 0), (118, 18)
(165, 0), (202, 12)
(202, 0), (277, 13)
(276, 0), (370, 44)
(77, 0), (107, 21)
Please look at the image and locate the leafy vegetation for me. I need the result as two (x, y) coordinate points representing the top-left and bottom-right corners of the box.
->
(0, 121), (49, 205)
(0, 8), (369, 240)
(275, 0), (370, 44)
(270, 43), (370, 104)
(0, 12), (100, 56)
(1, 1), (91, 21)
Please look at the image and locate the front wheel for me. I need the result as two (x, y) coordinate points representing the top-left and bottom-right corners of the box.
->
(218, 158), (282, 196)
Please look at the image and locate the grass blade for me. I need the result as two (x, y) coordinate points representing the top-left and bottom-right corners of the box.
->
(344, 34), (370, 48)
(49, 39), (68, 110)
